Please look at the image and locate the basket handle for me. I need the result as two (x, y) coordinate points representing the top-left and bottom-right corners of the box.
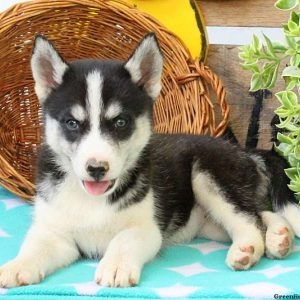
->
(176, 60), (230, 137)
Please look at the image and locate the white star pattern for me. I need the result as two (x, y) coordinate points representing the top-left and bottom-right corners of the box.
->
(154, 283), (200, 298)
(0, 198), (26, 210)
(234, 282), (290, 298)
(0, 228), (10, 238)
(67, 281), (103, 296)
(188, 241), (229, 255)
(168, 262), (217, 277)
(0, 288), (7, 295)
(253, 264), (300, 279)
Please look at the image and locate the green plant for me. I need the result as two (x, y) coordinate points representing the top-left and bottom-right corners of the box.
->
(239, 0), (300, 199)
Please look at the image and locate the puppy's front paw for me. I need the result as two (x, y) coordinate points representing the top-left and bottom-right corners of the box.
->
(95, 257), (140, 288)
(226, 243), (263, 271)
(266, 226), (294, 259)
(0, 259), (44, 288)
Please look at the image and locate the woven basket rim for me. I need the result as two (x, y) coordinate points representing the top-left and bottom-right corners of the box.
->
(0, 0), (194, 59)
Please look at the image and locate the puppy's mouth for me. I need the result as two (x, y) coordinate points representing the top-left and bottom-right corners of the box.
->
(82, 179), (116, 196)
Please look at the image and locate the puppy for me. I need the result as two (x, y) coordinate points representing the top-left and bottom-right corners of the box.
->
(0, 33), (298, 288)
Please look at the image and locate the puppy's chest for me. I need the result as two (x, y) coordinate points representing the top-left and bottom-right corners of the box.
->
(36, 197), (129, 253)
(68, 205), (122, 254)
(36, 185), (157, 256)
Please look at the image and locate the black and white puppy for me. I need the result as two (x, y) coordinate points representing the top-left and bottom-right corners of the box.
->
(0, 33), (299, 288)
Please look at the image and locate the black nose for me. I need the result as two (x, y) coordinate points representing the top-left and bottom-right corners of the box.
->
(86, 160), (109, 180)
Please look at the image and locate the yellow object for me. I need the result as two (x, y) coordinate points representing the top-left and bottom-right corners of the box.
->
(122, 0), (208, 61)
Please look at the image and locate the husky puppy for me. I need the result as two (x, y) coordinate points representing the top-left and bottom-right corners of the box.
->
(0, 34), (299, 288)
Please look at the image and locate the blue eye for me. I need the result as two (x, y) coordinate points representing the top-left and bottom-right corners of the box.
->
(66, 119), (79, 130)
(114, 117), (128, 128)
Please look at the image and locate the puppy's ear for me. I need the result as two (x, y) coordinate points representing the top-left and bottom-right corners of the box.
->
(31, 35), (69, 103)
(125, 33), (163, 100)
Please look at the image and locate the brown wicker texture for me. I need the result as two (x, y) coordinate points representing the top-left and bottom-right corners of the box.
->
(0, 0), (229, 201)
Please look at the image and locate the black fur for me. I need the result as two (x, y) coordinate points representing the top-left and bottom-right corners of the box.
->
(255, 150), (296, 210)
(36, 145), (66, 194)
(108, 148), (150, 209)
(148, 134), (269, 232)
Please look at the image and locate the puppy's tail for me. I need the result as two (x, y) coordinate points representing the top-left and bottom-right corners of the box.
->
(259, 118), (300, 237)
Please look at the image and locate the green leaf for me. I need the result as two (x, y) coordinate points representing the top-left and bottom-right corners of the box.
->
(250, 73), (263, 91)
(291, 11), (300, 24)
(286, 48), (297, 55)
(288, 20), (299, 32)
(285, 167), (298, 179)
(274, 143), (284, 156)
(251, 35), (262, 52)
(286, 36), (297, 49)
(289, 153), (299, 166)
(266, 63), (279, 88)
(272, 42), (288, 52)
(282, 65), (300, 78)
(287, 90), (299, 105)
(241, 61), (260, 72)
(288, 175), (300, 193)
(261, 63), (278, 89)
(290, 54), (300, 66)
(275, 106), (291, 117)
(275, 91), (298, 107)
(295, 144), (300, 159)
(275, 0), (298, 10)
(263, 34), (275, 56)
(286, 78), (297, 90)
(278, 132), (294, 144)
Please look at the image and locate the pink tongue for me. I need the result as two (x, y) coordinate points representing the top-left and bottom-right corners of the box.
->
(83, 180), (111, 196)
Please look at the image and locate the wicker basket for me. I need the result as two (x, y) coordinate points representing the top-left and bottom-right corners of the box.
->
(0, 0), (229, 201)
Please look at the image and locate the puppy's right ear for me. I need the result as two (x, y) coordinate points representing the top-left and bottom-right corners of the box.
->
(31, 35), (69, 103)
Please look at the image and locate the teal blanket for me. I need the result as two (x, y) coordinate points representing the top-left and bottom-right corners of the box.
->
(1, 187), (300, 300)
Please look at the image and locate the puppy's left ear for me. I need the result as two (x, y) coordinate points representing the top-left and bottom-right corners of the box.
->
(125, 33), (163, 100)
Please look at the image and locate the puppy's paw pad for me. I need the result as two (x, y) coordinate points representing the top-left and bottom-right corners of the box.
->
(0, 260), (43, 288)
(226, 244), (258, 271)
(266, 225), (294, 259)
(95, 259), (140, 288)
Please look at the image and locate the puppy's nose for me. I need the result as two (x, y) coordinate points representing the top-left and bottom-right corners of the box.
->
(86, 159), (109, 180)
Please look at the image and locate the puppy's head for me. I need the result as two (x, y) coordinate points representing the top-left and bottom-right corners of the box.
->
(31, 33), (163, 196)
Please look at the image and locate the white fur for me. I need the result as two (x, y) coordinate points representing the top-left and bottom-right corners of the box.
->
(44, 116), (74, 172)
(125, 35), (163, 99)
(31, 37), (68, 103)
(198, 217), (230, 242)
(279, 202), (300, 237)
(165, 205), (206, 245)
(105, 103), (122, 119)
(71, 105), (86, 122)
(86, 71), (103, 129)
(192, 170), (264, 270)
(0, 177), (162, 287)
(71, 113), (151, 186)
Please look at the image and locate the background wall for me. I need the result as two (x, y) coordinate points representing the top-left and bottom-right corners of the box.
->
(196, 0), (287, 149)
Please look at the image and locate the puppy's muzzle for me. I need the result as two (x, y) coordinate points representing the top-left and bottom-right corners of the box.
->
(86, 159), (109, 181)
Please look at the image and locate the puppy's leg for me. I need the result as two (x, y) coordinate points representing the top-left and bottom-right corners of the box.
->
(0, 223), (79, 287)
(261, 211), (294, 259)
(198, 217), (230, 242)
(95, 225), (162, 287)
(192, 172), (264, 270)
